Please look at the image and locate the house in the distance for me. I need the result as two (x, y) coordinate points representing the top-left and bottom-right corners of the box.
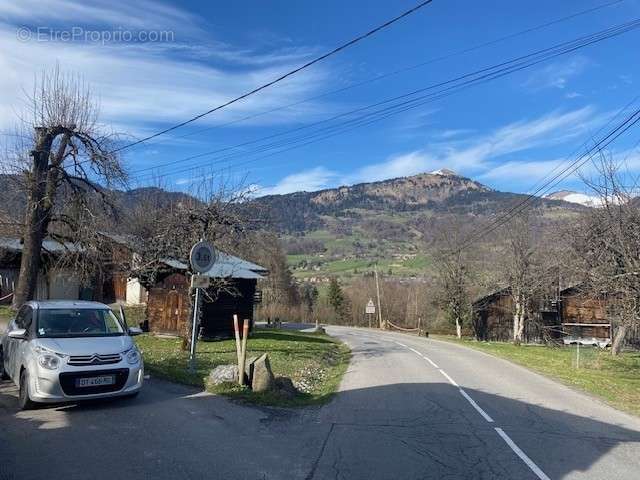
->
(0, 237), (89, 303)
(98, 232), (148, 305)
(143, 252), (268, 339)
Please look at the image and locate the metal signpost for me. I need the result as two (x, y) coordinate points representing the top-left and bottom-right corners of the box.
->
(365, 299), (376, 328)
(188, 240), (216, 372)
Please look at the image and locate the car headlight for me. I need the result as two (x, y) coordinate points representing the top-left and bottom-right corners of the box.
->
(34, 345), (63, 370)
(125, 347), (140, 365)
(38, 353), (60, 370)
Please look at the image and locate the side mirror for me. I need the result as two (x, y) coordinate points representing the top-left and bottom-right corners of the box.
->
(128, 327), (143, 336)
(8, 328), (27, 340)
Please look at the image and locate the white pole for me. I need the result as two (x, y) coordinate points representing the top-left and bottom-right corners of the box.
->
(374, 265), (383, 329)
(188, 287), (200, 372)
(576, 342), (580, 369)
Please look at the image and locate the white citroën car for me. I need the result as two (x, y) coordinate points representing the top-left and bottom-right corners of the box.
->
(0, 300), (144, 410)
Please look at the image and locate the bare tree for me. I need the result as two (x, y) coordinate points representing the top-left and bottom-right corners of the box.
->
(6, 66), (125, 308)
(570, 152), (640, 355)
(128, 176), (254, 350)
(503, 214), (542, 344)
(436, 247), (471, 338)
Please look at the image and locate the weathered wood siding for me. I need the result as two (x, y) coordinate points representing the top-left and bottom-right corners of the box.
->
(146, 273), (257, 338)
(147, 273), (190, 335)
(560, 291), (610, 339)
(200, 279), (256, 339)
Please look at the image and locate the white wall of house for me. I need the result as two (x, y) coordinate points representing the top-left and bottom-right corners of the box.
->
(126, 277), (147, 305)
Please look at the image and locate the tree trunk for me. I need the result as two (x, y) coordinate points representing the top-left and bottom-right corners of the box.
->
(455, 318), (462, 338)
(611, 322), (629, 355)
(12, 129), (55, 309)
(513, 296), (526, 345)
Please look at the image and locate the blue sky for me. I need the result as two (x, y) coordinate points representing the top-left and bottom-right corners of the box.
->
(1, 0), (640, 196)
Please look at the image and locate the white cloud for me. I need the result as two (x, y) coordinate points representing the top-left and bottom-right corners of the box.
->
(258, 166), (337, 195)
(256, 107), (607, 195)
(523, 56), (590, 90)
(0, 1), (335, 137)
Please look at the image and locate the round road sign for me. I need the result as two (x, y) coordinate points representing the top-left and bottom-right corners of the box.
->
(189, 240), (217, 273)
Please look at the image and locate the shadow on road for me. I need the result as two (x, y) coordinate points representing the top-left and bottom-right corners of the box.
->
(1, 375), (639, 479)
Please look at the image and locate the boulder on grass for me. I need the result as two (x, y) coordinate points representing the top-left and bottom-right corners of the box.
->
(244, 356), (258, 386)
(251, 353), (274, 392)
(208, 364), (238, 385)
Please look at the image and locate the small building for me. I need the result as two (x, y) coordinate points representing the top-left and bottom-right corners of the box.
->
(472, 287), (561, 343)
(0, 237), (88, 303)
(558, 285), (611, 347)
(144, 252), (267, 339)
(98, 232), (148, 306)
(471, 288), (513, 341)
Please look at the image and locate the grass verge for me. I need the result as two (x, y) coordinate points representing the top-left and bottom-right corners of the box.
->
(136, 328), (350, 407)
(0, 305), (12, 329)
(436, 336), (640, 416)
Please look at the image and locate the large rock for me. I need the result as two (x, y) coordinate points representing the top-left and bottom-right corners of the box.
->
(251, 353), (275, 392)
(244, 356), (258, 386)
(208, 364), (238, 385)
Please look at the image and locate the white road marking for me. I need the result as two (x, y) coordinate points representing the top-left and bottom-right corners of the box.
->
(494, 428), (551, 480)
(438, 369), (459, 387)
(423, 356), (439, 369)
(459, 388), (494, 423)
(354, 330), (548, 480)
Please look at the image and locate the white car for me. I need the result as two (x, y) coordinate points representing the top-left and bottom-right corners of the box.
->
(0, 300), (144, 410)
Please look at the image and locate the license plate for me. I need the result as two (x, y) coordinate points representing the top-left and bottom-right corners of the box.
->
(75, 375), (115, 388)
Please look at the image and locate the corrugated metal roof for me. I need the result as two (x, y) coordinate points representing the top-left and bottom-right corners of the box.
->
(159, 251), (267, 280)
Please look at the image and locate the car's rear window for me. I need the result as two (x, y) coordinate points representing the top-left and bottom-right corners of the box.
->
(37, 309), (125, 338)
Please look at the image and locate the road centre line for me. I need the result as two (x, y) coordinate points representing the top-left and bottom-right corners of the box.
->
(383, 335), (550, 480)
(495, 428), (551, 480)
(438, 369), (459, 387)
(459, 388), (494, 423)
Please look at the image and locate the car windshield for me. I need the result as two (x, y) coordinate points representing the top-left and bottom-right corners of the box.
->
(36, 308), (125, 338)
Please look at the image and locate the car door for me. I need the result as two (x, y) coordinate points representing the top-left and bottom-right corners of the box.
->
(5, 306), (29, 380)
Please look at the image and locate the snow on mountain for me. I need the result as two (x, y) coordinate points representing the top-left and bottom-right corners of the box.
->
(430, 168), (457, 176)
(545, 190), (600, 207)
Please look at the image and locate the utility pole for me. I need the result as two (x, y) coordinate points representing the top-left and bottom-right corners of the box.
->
(374, 264), (384, 329)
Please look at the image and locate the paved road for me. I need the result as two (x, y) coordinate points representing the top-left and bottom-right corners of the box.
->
(1, 326), (639, 479)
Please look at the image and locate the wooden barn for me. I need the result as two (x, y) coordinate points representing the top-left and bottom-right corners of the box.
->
(472, 288), (561, 343)
(144, 253), (267, 339)
(558, 285), (611, 347)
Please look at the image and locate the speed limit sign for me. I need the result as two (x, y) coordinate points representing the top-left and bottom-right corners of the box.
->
(189, 240), (217, 273)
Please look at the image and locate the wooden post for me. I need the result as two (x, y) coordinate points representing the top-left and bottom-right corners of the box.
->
(239, 319), (249, 386)
(374, 265), (384, 329)
(233, 314), (242, 364)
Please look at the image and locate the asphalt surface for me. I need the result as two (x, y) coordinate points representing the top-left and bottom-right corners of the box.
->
(1, 325), (639, 479)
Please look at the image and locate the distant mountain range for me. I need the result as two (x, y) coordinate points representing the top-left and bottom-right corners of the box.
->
(0, 170), (591, 279)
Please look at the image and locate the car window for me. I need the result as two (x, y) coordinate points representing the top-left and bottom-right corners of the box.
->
(36, 309), (125, 338)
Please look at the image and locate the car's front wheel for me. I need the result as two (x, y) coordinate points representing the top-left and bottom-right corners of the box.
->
(0, 348), (9, 380)
(18, 368), (37, 410)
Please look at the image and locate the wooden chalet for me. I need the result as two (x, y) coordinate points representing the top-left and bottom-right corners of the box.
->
(472, 287), (561, 343)
(558, 285), (611, 347)
(144, 252), (267, 339)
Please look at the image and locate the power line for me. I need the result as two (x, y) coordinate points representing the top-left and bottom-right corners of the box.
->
(455, 105), (640, 252)
(153, 0), (625, 146)
(127, 18), (640, 184)
(111, 0), (436, 153)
